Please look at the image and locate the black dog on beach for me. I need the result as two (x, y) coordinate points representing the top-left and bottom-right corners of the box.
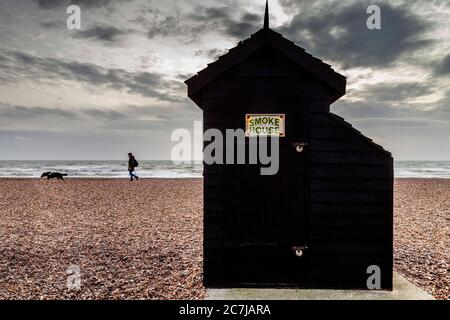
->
(41, 172), (68, 181)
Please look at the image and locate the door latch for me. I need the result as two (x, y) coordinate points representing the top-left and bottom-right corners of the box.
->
(292, 245), (309, 257)
(293, 142), (308, 153)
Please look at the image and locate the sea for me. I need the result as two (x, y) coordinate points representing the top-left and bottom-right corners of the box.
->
(0, 160), (448, 179)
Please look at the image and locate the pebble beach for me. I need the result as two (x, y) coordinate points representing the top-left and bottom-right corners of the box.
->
(0, 178), (448, 299)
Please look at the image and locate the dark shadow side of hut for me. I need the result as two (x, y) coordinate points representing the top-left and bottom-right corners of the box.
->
(186, 25), (393, 290)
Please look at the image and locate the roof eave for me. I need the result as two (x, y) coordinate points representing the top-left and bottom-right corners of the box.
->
(185, 28), (347, 107)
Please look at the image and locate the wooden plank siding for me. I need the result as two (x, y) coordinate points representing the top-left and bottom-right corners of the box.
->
(308, 111), (393, 288)
(197, 42), (392, 289)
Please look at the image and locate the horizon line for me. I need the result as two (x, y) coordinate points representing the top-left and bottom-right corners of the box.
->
(0, 159), (448, 162)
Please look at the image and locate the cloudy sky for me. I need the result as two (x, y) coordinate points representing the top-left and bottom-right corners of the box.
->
(0, 0), (449, 160)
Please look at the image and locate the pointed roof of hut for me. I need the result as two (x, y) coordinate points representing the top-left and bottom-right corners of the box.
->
(185, 1), (346, 107)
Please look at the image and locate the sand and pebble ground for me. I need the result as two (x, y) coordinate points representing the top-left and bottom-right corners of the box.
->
(393, 179), (449, 300)
(0, 178), (448, 299)
(0, 178), (204, 299)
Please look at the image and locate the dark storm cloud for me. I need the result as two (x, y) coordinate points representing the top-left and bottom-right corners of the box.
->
(278, 2), (431, 67)
(0, 50), (183, 102)
(73, 25), (126, 42)
(435, 54), (450, 76)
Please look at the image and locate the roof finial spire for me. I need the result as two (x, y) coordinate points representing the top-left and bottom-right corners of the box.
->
(264, 0), (269, 29)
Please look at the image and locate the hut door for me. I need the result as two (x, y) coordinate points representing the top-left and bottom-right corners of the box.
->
(224, 97), (309, 286)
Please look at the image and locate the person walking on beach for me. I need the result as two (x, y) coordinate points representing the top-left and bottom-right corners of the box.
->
(128, 152), (139, 181)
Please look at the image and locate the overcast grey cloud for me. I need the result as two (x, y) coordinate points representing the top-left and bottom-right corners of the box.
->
(0, 49), (183, 102)
(357, 83), (434, 103)
(35, 0), (64, 9)
(145, 11), (184, 39)
(0, 103), (77, 119)
(0, 0), (448, 160)
(142, 5), (261, 41)
(39, 20), (62, 28)
(333, 99), (449, 123)
(435, 54), (450, 76)
(73, 25), (127, 43)
(0, 103), (127, 121)
(35, 0), (115, 9)
(189, 6), (260, 39)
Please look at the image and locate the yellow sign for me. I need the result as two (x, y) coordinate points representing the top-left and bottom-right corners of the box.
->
(245, 114), (285, 137)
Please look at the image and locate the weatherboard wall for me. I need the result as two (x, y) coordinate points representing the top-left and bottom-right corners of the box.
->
(191, 42), (393, 289)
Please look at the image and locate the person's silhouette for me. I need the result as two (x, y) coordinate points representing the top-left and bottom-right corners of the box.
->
(128, 152), (139, 181)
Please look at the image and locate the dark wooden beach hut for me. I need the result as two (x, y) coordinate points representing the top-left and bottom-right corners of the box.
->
(185, 2), (393, 289)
